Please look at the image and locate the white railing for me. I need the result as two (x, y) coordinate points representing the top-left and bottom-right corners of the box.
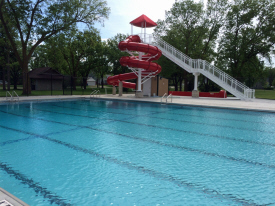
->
(6, 91), (19, 101)
(161, 93), (167, 103)
(166, 93), (172, 103)
(12, 91), (19, 101)
(6, 91), (12, 101)
(138, 33), (255, 100)
(90, 90), (100, 98)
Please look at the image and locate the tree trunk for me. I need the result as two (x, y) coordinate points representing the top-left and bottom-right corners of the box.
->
(22, 61), (31, 95)
(83, 77), (87, 89)
(174, 76), (178, 91)
(14, 80), (17, 90)
(184, 76), (188, 92)
(101, 74), (104, 89)
(72, 72), (77, 90)
(205, 78), (209, 92)
(2, 66), (6, 90)
(179, 77), (183, 91)
(7, 53), (10, 91)
(12, 66), (19, 90)
(187, 78), (194, 91)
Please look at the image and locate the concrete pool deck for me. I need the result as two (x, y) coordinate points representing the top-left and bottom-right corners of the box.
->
(0, 94), (275, 112)
(0, 188), (29, 206)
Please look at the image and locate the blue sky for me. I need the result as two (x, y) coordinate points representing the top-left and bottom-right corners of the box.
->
(89, 0), (176, 40)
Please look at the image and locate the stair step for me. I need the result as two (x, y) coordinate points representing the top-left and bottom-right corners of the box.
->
(149, 36), (254, 100)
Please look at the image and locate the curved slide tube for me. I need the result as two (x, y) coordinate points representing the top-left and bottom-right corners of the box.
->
(107, 35), (162, 89)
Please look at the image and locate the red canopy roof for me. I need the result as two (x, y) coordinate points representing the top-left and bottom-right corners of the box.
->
(130, 14), (157, 28)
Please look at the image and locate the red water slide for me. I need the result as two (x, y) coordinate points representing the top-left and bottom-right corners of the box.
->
(107, 35), (162, 89)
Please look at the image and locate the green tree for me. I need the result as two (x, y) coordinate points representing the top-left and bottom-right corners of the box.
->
(10, 58), (20, 89)
(58, 28), (101, 90)
(216, 0), (275, 87)
(78, 30), (102, 89)
(154, 0), (227, 91)
(92, 41), (111, 89)
(0, 21), (19, 90)
(43, 37), (68, 73)
(266, 67), (275, 87)
(0, 0), (109, 94)
(106, 33), (128, 76)
(29, 44), (49, 70)
(0, 22), (8, 90)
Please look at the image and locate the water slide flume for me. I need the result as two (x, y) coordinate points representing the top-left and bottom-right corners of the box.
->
(107, 35), (162, 89)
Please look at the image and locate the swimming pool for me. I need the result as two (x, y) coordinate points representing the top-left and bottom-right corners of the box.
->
(0, 99), (275, 205)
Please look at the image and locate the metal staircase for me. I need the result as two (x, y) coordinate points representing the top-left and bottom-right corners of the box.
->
(139, 34), (255, 100)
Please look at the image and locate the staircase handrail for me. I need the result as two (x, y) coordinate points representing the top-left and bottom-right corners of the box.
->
(166, 93), (172, 103)
(139, 33), (255, 100)
(12, 91), (19, 101)
(6, 91), (12, 101)
(192, 59), (251, 90)
(161, 93), (167, 103)
(153, 36), (251, 91)
(90, 90), (98, 98)
(90, 90), (100, 98)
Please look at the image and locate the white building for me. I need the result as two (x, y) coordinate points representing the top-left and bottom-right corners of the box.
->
(87, 77), (96, 86)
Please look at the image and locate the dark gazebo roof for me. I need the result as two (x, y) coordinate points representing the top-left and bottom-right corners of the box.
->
(28, 67), (63, 80)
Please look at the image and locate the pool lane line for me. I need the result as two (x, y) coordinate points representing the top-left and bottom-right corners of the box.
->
(3, 99), (275, 126)
(29, 103), (169, 133)
(0, 125), (261, 206)
(28, 106), (165, 129)
(161, 110), (275, 126)
(53, 101), (275, 127)
(2, 110), (275, 169)
(0, 127), (80, 147)
(24, 106), (275, 148)
(53, 100), (275, 126)
(93, 98), (275, 117)
(60, 101), (176, 116)
(77, 99), (173, 111)
(0, 136), (36, 146)
(79, 99), (275, 118)
(39, 104), (275, 135)
(51, 103), (158, 117)
(1, 111), (275, 171)
(0, 162), (72, 206)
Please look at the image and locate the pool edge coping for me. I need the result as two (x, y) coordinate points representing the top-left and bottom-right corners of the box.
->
(0, 187), (29, 206)
(1, 95), (275, 113)
(87, 97), (275, 114)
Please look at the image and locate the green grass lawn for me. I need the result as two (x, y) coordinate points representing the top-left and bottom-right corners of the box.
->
(169, 87), (275, 100)
(0, 85), (134, 97)
(1, 86), (274, 100)
(255, 89), (275, 100)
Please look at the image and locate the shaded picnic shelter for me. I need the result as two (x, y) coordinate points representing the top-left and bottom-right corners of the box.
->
(28, 67), (64, 91)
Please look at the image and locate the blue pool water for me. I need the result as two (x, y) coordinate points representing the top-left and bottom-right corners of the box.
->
(0, 99), (275, 205)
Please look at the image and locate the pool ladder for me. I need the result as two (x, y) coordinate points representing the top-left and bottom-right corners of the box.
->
(90, 90), (100, 98)
(160, 93), (172, 104)
(6, 91), (19, 101)
(166, 93), (172, 103)
(161, 93), (166, 103)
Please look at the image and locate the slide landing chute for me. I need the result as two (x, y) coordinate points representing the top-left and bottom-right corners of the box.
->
(107, 35), (162, 89)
